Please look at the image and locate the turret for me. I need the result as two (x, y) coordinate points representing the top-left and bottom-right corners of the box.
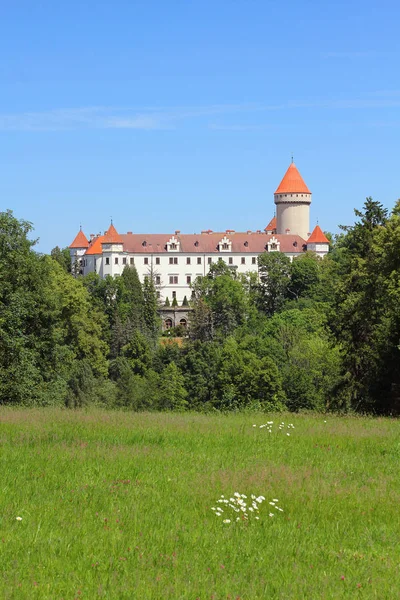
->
(307, 225), (330, 257)
(274, 162), (311, 240)
(101, 223), (124, 276)
(69, 228), (89, 275)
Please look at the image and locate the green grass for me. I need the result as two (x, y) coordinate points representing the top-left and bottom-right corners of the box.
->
(1, 409), (399, 599)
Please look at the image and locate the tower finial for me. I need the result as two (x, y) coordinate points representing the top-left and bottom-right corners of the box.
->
(79, 223), (82, 231)
(291, 152), (294, 164)
(110, 216), (113, 225)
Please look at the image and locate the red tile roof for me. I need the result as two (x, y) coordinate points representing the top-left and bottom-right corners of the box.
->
(102, 223), (123, 244)
(84, 231), (307, 256)
(69, 229), (89, 249)
(275, 163), (311, 195)
(265, 216), (277, 231)
(307, 225), (330, 244)
(85, 235), (105, 255)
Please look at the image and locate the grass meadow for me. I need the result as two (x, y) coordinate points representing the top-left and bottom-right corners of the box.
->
(0, 409), (399, 599)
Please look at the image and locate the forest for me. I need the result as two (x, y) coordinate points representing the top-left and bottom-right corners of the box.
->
(1, 197), (399, 414)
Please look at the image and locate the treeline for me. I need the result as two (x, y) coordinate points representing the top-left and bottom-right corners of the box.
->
(1, 198), (399, 413)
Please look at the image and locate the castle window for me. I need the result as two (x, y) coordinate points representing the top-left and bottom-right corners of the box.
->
(105, 257), (110, 265)
(115, 257), (119, 264)
(170, 243), (177, 250)
(169, 257), (178, 265)
(172, 291), (176, 299)
(222, 243), (229, 250)
(179, 319), (187, 329)
(130, 257), (134, 265)
(252, 257), (256, 264)
(169, 276), (178, 284)
(156, 257), (160, 265)
(144, 257), (149, 265)
(241, 257), (245, 265)
(197, 257), (201, 265)
(229, 257), (233, 265)
(187, 275), (191, 284)
(156, 276), (161, 285)
(186, 257), (191, 265)
(169, 257), (173, 264)
(208, 257), (212, 264)
(164, 319), (173, 329)
(123, 257), (127, 265)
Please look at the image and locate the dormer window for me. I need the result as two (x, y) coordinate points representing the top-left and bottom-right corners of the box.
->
(244, 241), (248, 247)
(194, 241), (199, 247)
(167, 235), (180, 252)
(267, 236), (280, 252)
(218, 235), (232, 252)
(142, 241), (147, 247)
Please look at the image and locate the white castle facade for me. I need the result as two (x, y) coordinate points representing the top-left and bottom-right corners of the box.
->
(69, 162), (329, 305)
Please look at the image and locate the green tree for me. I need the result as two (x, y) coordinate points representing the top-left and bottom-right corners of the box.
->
(143, 275), (160, 344)
(288, 253), (320, 300)
(158, 362), (188, 410)
(257, 252), (291, 316)
(50, 246), (72, 272)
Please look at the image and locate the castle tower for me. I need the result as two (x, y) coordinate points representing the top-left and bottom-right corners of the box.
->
(274, 162), (311, 240)
(101, 223), (124, 276)
(69, 228), (89, 275)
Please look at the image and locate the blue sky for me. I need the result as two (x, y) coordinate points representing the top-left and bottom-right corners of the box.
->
(1, 0), (399, 252)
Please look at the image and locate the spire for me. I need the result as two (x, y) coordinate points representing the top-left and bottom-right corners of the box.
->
(275, 163), (311, 195)
(307, 225), (329, 244)
(102, 223), (123, 244)
(69, 229), (89, 249)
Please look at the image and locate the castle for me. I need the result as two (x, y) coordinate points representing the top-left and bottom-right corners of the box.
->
(69, 162), (329, 311)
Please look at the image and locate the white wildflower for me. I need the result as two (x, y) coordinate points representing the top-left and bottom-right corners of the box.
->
(16, 516), (22, 521)
(223, 519), (231, 524)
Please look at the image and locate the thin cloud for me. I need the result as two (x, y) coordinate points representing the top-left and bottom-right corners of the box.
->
(1, 95), (399, 132)
(0, 103), (288, 132)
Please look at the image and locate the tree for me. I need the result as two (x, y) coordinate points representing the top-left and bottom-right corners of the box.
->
(190, 264), (249, 338)
(120, 265), (145, 330)
(158, 362), (188, 410)
(288, 253), (320, 300)
(257, 252), (291, 316)
(50, 246), (71, 272)
(143, 275), (160, 344)
(332, 198), (390, 410)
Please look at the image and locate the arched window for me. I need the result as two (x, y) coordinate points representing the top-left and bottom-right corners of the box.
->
(164, 319), (173, 330)
(179, 318), (187, 329)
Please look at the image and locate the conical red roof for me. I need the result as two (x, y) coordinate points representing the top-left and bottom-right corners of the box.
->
(265, 216), (277, 231)
(69, 229), (89, 249)
(307, 225), (329, 244)
(275, 163), (311, 194)
(102, 223), (123, 244)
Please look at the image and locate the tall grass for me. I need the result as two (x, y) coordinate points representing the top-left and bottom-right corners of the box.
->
(1, 409), (399, 598)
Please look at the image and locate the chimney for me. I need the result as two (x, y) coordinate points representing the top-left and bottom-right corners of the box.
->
(175, 230), (181, 235)
(127, 231), (133, 235)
